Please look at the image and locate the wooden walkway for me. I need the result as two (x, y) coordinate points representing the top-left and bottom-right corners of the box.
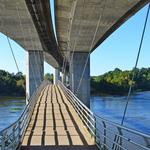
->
(21, 84), (97, 150)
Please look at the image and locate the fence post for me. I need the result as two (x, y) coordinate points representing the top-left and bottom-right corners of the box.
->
(102, 121), (107, 149)
(94, 116), (97, 143)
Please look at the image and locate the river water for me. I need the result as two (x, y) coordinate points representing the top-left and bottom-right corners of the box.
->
(0, 92), (150, 136)
(91, 91), (150, 135)
(0, 98), (25, 131)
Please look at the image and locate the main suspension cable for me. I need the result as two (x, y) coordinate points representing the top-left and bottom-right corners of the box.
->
(62, 0), (78, 77)
(121, 3), (150, 125)
(6, 36), (20, 73)
(16, 2), (38, 91)
(70, 0), (85, 71)
(75, 0), (106, 95)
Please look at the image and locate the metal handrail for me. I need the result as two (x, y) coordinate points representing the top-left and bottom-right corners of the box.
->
(58, 81), (96, 137)
(0, 80), (50, 150)
(58, 81), (150, 150)
(95, 114), (150, 139)
(95, 115), (150, 150)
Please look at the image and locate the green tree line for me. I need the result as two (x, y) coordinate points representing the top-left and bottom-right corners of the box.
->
(1, 68), (150, 96)
(44, 73), (53, 83)
(91, 68), (150, 95)
(0, 70), (54, 96)
(0, 70), (25, 96)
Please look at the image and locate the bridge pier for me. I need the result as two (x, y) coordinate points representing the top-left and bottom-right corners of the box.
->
(26, 50), (44, 103)
(70, 52), (90, 108)
(54, 69), (60, 84)
(62, 72), (66, 85)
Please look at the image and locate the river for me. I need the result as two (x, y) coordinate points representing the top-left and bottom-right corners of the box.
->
(91, 91), (150, 135)
(0, 92), (150, 136)
(0, 98), (25, 131)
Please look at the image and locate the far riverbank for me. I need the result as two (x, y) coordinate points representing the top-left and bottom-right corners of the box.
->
(0, 96), (25, 100)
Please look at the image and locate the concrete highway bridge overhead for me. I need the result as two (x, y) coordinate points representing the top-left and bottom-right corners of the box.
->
(0, 0), (149, 105)
(0, 1), (150, 150)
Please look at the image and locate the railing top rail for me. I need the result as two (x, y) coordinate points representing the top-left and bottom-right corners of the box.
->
(58, 80), (94, 115)
(95, 114), (150, 139)
(0, 92), (34, 134)
(0, 120), (18, 135)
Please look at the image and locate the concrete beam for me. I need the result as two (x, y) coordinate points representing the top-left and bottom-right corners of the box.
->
(25, 0), (63, 67)
(26, 50), (44, 103)
(70, 52), (90, 108)
(55, 0), (149, 60)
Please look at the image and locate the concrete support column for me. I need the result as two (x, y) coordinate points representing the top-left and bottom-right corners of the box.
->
(26, 50), (44, 102)
(54, 69), (60, 84)
(66, 75), (69, 85)
(62, 72), (66, 85)
(70, 52), (90, 108)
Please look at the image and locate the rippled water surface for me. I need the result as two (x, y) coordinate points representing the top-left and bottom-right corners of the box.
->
(0, 98), (25, 131)
(0, 92), (150, 135)
(91, 91), (150, 135)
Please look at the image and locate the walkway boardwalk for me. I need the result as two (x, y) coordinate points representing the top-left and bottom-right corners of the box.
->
(21, 84), (97, 150)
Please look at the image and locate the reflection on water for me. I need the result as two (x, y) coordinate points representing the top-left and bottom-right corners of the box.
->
(91, 91), (150, 135)
(0, 98), (25, 131)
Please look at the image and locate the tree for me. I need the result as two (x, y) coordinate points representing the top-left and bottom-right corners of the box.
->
(44, 73), (53, 83)
(0, 70), (25, 96)
(91, 68), (150, 95)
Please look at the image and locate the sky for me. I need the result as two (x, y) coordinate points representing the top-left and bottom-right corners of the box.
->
(0, 3), (149, 76)
(91, 3), (150, 75)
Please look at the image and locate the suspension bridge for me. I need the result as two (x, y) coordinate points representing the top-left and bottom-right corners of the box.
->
(0, 0), (150, 150)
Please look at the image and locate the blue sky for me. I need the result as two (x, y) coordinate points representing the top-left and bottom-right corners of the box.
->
(91, 4), (150, 75)
(0, 3), (149, 76)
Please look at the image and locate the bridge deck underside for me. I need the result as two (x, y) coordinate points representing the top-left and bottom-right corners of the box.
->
(21, 84), (97, 150)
